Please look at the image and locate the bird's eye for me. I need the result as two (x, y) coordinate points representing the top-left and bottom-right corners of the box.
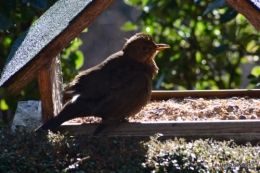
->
(142, 46), (147, 50)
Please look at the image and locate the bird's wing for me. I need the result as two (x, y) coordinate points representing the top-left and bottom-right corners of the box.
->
(64, 51), (149, 100)
(63, 52), (124, 99)
(64, 51), (152, 125)
(64, 68), (110, 99)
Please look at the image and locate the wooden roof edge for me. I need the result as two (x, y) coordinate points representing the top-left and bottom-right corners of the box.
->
(226, 0), (260, 30)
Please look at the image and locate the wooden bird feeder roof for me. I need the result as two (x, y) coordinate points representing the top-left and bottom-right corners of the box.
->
(0, 0), (115, 95)
(0, 0), (115, 123)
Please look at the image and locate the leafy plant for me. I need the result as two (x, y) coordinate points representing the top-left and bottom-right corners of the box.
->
(247, 66), (260, 89)
(123, 0), (260, 90)
(0, 127), (259, 172)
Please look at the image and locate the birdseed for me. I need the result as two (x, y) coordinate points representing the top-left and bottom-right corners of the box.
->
(68, 97), (260, 123)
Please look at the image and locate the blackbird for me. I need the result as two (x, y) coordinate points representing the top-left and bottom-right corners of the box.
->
(35, 33), (170, 135)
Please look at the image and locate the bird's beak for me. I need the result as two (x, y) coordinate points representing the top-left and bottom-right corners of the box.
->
(155, 44), (170, 50)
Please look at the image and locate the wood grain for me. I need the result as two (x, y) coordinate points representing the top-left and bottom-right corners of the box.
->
(51, 55), (63, 116)
(59, 120), (260, 134)
(38, 69), (54, 123)
(57, 120), (260, 142)
(38, 55), (63, 123)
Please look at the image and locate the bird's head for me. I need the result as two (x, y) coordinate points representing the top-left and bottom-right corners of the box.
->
(122, 33), (170, 63)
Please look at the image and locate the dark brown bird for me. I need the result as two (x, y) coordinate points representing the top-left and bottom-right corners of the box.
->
(35, 33), (170, 135)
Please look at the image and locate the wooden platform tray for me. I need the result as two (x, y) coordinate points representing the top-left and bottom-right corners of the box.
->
(57, 120), (260, 142)
(151, 89), (260, 100)
(57, 89), (260, 142)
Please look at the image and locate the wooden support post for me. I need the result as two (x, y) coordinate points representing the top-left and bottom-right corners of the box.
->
(51, 55), (63, 116)
(38, 55), (63, 123)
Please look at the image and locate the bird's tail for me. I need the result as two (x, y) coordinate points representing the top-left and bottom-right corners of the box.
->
(35, 96), (92, 132)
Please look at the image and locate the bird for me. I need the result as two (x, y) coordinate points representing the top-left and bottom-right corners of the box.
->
(35, 33), (170, 135)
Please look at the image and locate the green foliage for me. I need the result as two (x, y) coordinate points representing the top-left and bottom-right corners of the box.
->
(121, 21), (138, 31)
(0, 128), (259, 172)
(61, 38), (84, 82)
(0, 0), (84, 112)
(123, 0), (260, 90)
(247, 66), (260, 89)
(0, 0), (56, 30)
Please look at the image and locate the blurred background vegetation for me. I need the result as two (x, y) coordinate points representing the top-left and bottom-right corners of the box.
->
(0, 0), (259, 117)
(122, 0), (260, 90)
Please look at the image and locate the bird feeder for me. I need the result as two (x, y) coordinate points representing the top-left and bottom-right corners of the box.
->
(1, 0), (260, 143)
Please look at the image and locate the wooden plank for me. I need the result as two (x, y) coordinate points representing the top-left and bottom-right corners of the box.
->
(57, 120), (260, 142)
(1, 0), (115, 96)
(226, 0), (260, 30)
(151, 89), (260, 100)
(62, 89), (260, 102)
(58, 120), (260, 135)
(38, 55), (63, 123)
(38, 70), (54, 123)
(51, 55), (64, 115)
